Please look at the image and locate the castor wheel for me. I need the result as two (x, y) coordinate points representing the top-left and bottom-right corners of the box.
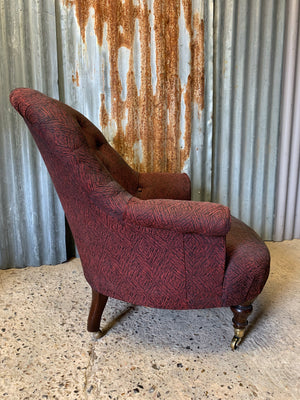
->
(231, 335), (242, 350)
(230, 328), (245, 350)
(230, 303), (253, 350)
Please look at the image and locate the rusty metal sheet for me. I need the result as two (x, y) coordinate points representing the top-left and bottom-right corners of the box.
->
(58, 0), (211, 196)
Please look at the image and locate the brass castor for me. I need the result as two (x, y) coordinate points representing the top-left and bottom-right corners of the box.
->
(230, 328), (245, 350)
(230, 303), (253, 350)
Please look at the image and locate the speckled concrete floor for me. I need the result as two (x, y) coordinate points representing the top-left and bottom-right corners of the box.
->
(0, 240), (299, 400)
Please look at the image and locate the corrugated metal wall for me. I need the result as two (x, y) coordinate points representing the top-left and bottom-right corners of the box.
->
(273, 0), (300, 240)
(0, 0), (66, 268)
(213, 0), (286, 239)
(0, 0), (299, 268)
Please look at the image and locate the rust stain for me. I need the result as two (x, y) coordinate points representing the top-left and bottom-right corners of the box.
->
(180, 8), (205, 169)
(72, 69), (80, 86)
(99, 94), (108, 128)
(192, 14), (205, 111)
(62, 0), (205, 173)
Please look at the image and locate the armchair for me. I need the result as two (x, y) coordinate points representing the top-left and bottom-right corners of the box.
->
(10, 88), (270, 349)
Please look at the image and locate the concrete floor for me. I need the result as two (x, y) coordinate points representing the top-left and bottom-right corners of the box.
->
(0, 240), (299, 400)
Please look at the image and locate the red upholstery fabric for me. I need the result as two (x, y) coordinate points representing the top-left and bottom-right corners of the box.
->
(124, 198), (230, 235)
(222, 217), (270, 306)
(10, 88), (270, 310)
(137, 172), (191, 200)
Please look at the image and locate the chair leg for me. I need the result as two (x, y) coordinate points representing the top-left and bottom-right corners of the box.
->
(87, 289), (108, 333)
(230, 301), (253, 350)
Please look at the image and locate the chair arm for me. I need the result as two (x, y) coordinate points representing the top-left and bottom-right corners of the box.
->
(136, 172), (191, 200)
(123, 198), (231, 236)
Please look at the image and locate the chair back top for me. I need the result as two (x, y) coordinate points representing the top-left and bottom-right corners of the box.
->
(10, 88), (139, 219)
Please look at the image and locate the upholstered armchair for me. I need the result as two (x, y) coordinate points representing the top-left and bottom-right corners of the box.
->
(10, 88), (270, 350)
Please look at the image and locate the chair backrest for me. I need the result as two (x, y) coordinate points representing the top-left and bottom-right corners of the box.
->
(10, 88), (139, 196)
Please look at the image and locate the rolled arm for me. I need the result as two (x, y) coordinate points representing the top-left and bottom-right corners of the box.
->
(123, 198), (231, 236)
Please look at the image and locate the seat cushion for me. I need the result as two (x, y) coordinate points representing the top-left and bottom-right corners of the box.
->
(222, 216), (270, 306)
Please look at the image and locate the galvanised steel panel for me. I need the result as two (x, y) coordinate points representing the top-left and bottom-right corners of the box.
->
(213, 0), (286, 239)
(0, 0), (66, 268)
(57, 0), (213, 201)
(274, 0), (300, 240)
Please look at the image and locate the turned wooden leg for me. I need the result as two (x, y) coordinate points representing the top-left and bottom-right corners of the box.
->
(230, 301), (253, 350)
(87, 289), (108, 333)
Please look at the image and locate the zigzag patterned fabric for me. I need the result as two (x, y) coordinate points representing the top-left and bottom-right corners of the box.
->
(10, 88), (270, 310)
